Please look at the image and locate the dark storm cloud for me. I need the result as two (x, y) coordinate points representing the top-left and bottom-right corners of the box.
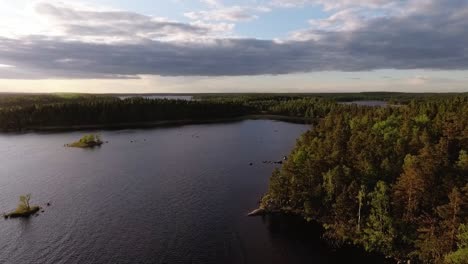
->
(0, 0), (468, 79)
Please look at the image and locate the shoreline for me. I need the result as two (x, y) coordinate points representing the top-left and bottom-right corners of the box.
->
(247, 207), (400, 262)
(1, 115), (314, 133)
(4, 206), (40, 218)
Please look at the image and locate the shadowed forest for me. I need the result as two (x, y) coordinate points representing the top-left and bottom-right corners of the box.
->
(0, 92), (463, 131)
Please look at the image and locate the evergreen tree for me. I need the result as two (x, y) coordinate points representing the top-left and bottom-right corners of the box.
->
(362, 181), (395, 255)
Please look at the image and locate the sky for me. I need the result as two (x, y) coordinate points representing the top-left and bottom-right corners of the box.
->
(0, 0), (467, 93)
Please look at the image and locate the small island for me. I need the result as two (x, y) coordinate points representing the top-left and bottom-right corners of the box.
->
(67, 134), (103, 148)
(4, 194), (40, 219)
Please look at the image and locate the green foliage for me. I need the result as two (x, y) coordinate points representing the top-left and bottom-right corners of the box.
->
(445, 224), (468, 264)
(0, 94), (252, 130)
(2, 93), (465, 131)
(322, 168), (337, 201)
(457, 150), (468, 170)
(70, 134), (103, 148)
(413, 114), (430, 125)
(79, 134), (99, 144)
(6, 194), (39, 218)
(362, 181), (395, 255)
(261, 95), (468, 262)
(18, 194), (31, 212)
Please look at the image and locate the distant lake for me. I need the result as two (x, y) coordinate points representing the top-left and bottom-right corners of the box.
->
(339, 100), (388, 107)
(118, 95), (193, 100)
(0, 120), (385, 264)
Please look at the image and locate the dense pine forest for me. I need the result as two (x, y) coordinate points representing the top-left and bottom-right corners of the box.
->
(260, 95), (468, 263)
(0, 92), (464, 131)
(0, 94), (251, 130)
(0, 93), (348, 130)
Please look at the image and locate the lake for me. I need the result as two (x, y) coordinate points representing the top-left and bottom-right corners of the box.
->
(339, 100), (388, 107)
(0, 120), (384, 264)
(118, 95), (193, 101)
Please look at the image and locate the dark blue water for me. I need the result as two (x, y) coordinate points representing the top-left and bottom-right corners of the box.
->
(0, 120), (384, 264)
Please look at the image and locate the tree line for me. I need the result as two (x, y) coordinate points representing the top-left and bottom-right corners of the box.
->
(0, 95), (252, 130)
(0, 94), (342, 130)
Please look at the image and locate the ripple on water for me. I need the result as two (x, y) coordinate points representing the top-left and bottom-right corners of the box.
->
(0, 120), (383, 264)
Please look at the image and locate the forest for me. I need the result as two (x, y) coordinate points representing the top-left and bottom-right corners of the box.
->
(0, 92), (464, 131)
(261, 95), (468, 263)
(0, 93), (351, 130)
(0, 94), (251, 130)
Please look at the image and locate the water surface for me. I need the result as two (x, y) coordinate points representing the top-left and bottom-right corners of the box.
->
(0, 120), (383, 264)
(339, 100), (388, 107)
(118, 95), (193, 100)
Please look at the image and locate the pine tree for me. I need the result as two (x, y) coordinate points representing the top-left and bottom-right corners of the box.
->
(362, 181), (395, 255)
(445, 224), (468, 264)
(437, 187), (465, 255)
(393, 154), (426, 222)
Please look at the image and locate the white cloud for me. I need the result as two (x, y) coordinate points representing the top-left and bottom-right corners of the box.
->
(20, 2), (235, 43)
(289, 6), (389, 40)
(200, 0), (223, 8)
(270, 0), (398, 10)
(1, 1), (247, 42)
(185, 6), (270, 22)
(308, 8), (366, 31)
(407, 75), (429, 85)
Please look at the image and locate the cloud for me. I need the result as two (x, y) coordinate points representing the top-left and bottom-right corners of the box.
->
(270, 0), (397, 10)
(307, 8), (368, 32)
(0, 37), (319, 78)
(200, 0), (223, 8)
(0, 0), (468, 79)
(184, 6), (270, 22)
(33, 2), (232, 42)
(0, 64), (15, 68)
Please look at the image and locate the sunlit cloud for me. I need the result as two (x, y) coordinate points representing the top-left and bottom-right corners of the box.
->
(185, 6), (270, 22)
(0, 0), (467, 92)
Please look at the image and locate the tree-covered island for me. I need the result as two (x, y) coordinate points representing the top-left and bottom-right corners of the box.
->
(4, 194), (40, 218)
(68, 134), (103, 148)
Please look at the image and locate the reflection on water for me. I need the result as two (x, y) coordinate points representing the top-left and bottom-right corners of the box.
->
(0, 120), (385, 264)
(261, 214), (388, 263)
(18, 217), (32, 233)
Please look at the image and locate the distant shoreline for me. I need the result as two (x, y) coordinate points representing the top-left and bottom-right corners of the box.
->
(2, 115), (314, 133)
